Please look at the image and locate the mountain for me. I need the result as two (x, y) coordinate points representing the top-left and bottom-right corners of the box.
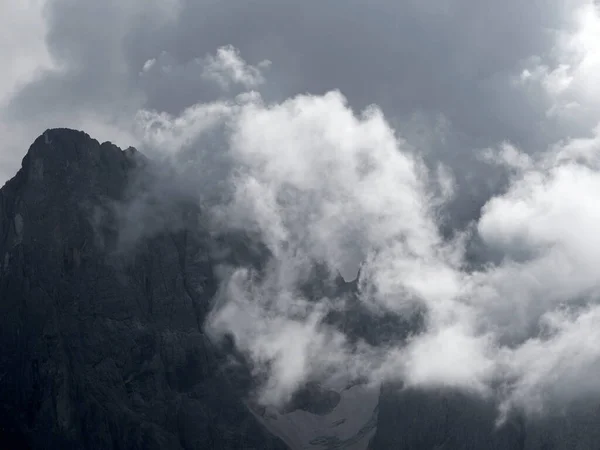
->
(3, 129), (600, 450)
(0, 129), (288, 449)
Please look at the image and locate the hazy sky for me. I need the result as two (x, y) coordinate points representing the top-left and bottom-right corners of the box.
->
(0, 0), (587, 185)
(5, 0), (600, 419)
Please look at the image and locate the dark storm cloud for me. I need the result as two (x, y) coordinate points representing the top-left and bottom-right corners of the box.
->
(3, 0), (579, 222)
(3, 0), (574, 136)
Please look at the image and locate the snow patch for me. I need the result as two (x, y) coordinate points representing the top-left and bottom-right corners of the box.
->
(248, 382), (379, 450)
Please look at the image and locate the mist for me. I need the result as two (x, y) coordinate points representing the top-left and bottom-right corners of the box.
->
(127, 35), (600, 420)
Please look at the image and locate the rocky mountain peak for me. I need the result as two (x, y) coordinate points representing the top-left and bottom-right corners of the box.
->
(15, 128), (141, 197)
(0, 129), (287, 450)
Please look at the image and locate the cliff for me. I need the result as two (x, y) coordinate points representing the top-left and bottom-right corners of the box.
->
(0, 128), (287, 449)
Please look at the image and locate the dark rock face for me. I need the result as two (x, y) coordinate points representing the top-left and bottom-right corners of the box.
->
(0, 129), (287, 449)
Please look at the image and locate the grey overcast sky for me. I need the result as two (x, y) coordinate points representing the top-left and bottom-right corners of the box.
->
(5, 0), (600, 417)
(0, 0), (588, 184)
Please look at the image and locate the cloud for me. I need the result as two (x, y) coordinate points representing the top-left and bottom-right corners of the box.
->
(127, 49), (600, 417)
(6, 0), (600, 424)
(471, 127), (600, 413)
(201, 45), (270, 90)
(208, 267), (355, 405)
(0, 0), (53, 182)
(0, 0), (581, 190)
(0, 0), (52, 104)
(498, 305), (600, 417)
(147, 9), (600, 415)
